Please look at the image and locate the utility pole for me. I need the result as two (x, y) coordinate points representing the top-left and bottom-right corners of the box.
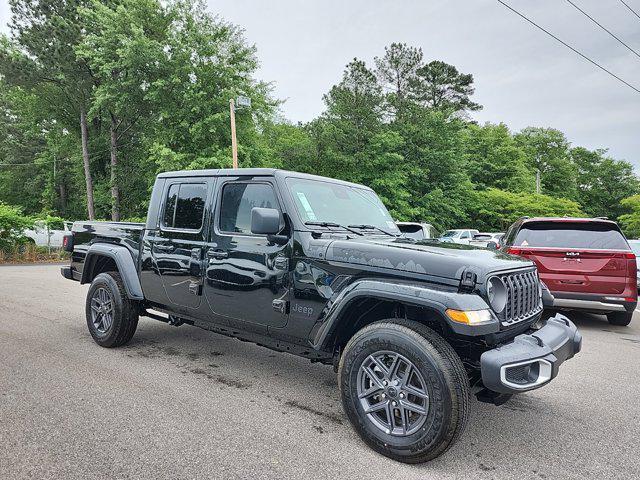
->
(230, 98), (238, 169)
(536, 169), (541, 194)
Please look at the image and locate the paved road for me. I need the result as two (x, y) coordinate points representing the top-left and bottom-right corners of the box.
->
(1, 264), (639, 479)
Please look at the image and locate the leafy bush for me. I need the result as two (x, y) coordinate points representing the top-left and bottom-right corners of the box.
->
(468, 189), (584, 231)
(0, 242), (69, 264)
(35, 215), (66, 230)
(122, 216), (146, 224)
(0, 202), (32, 251)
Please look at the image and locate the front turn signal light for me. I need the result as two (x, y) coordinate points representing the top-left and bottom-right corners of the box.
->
(446, 308), (493, 325)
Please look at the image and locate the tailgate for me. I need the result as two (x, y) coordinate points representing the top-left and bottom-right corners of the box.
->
(511, 247), (632, 295)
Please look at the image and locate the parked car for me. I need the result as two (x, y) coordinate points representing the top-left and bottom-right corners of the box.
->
(502, 217), (637, 326)
(439, 228), (479, 245)
(23, 220), (73, 248)
(469, 232), (504, 248)
(396, 221), (437, 240)
(61, 169), (581, 463)
(627, 239), (640, 292)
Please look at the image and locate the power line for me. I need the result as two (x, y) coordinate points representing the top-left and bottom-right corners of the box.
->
(497, 0), (640, 95)
(565, 0), (640, 60)
(619, 0), (640, 21)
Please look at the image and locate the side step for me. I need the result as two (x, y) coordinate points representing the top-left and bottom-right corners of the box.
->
(141, 309), (192, 327)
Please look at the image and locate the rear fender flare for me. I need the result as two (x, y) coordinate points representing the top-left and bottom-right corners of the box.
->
(311, 279), (497, 350)
(80, 244), (144, 300)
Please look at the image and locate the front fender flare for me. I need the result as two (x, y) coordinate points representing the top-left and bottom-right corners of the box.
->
(80, 243), (144, 300)
(310, 279), (498, 350)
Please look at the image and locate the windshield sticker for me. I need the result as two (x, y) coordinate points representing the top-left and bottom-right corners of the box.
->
(296, 192), (317, 221)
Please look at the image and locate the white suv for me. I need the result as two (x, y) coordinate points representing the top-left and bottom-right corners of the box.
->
(439, 228), (479, 245)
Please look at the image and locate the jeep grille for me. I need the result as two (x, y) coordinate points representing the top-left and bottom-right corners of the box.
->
(495, 269), (543, 326)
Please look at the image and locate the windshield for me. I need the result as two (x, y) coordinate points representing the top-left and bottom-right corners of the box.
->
(286, 178), (399, 233)
(398, 224), (426, 240)
(441, 230), (459, 238)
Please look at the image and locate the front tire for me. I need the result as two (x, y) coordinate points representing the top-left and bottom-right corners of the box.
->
(86, 272), (139, 347)
(607, 311), (633, 326)
(338, 319), (469, 464)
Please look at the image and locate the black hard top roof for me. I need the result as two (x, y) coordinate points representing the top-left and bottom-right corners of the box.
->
(156, 168), (370, 189)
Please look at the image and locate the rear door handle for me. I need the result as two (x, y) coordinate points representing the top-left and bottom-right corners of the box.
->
(208, 249), (229, 260)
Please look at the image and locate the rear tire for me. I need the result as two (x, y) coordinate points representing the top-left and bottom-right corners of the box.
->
(607, 311), (633, 326)
(86, 271), (139, 347)
(338, 319), (469, 464)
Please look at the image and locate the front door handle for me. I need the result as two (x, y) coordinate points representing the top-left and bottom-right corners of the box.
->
(208, 249), (229, 260)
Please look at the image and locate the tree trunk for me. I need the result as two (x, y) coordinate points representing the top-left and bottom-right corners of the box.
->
(58, 182), (67, 214)
(109, 114), (120, 221)
(80, 109), (95, 220)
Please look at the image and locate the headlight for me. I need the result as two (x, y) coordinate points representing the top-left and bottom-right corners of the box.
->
(487, 276), (507, 314)
(446, 308), (493, 325)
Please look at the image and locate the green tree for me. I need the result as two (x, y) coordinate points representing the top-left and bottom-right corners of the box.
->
(393, 110), (472, 231)
(374, 42), (423, 118)
(468, 188), (584, 231)
(619, 195), (640, 238)
(571, 147), (639, 219)
(145, 0), (275, 172)
(462, 123), (533, 192)
(2, 0), (98, 218)
(77, 0), (172, 220)
(322, 59), (383, 154)
(514, 127), (577, 199)
(412, 60), (481, 114)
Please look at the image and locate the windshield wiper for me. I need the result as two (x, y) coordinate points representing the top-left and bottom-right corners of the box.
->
(305, 221), (364, 236)
(348, 224), (399, 237)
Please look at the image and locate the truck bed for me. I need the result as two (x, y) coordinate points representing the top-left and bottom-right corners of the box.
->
(69, 221), (145, 280)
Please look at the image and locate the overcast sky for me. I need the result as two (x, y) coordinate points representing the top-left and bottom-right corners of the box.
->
(2, 0), (639, 166)
(206, 0), (640, 167)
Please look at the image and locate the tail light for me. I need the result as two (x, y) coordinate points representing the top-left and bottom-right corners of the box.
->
(507, 247), (521, 255)
(62, 233), (74, 252)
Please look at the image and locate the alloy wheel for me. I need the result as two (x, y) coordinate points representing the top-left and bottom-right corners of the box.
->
(90, 287), (114, 334)
(357, 351), (430, 436)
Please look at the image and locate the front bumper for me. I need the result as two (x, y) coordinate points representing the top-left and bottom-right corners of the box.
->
(480, 314), (582, 394)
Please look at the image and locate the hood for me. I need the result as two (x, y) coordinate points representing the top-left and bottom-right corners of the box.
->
(326, 236), (534, 281)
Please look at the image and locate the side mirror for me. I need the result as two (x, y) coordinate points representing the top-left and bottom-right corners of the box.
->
(486, 241), (499, 250)
(251, 207), (282, 235)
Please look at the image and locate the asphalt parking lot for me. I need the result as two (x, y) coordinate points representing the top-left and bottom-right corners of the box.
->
(1, 264), (639, 479)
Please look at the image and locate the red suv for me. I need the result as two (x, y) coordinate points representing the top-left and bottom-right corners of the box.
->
(501, 217), (637, 326)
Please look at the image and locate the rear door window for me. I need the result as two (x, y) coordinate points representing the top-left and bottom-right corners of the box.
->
(514, 221), (629, 250)
(162, 183), (207, 230)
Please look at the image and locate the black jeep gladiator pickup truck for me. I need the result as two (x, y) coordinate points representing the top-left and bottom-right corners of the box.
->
(61, 168), (581, 463)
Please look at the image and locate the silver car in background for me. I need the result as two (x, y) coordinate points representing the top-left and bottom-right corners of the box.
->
(439, 228), (479, 245)
(396, 222), (437, 240)
(469, 232), (504, 248)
